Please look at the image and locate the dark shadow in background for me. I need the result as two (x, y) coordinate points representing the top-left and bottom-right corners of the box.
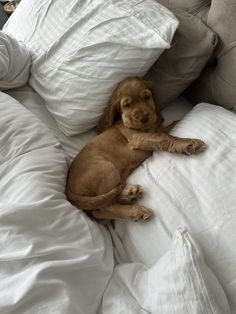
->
(0, 3), (9, 29)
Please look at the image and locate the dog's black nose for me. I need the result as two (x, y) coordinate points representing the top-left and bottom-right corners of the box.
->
(140, 116), (149, 124)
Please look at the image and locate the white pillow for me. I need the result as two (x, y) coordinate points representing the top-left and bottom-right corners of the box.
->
(0, 31), (30, 90)
(101, 227), (230, 314)
(113, 103), (236, 311)
(3, 0), (178, 135)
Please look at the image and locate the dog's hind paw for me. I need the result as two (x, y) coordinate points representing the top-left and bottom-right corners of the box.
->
(118, 184), (143, 204)
(132, 206), (153, 222)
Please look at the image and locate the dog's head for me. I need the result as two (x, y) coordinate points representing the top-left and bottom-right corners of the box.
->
(96, 77), (164, 133)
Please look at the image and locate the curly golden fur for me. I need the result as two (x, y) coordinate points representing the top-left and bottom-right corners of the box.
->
(66, 77), (207, 224)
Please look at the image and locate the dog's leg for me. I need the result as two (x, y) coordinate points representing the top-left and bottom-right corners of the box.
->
(117, 184), (143, 204)
(129, 132), (207, 155)
(92, 203), (153, 222)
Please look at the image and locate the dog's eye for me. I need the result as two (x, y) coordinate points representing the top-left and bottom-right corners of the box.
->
(144, 95), (151, 101)
(123, 102), (132, 108)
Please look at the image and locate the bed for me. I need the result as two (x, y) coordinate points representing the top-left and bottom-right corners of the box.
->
(0, 0), (236, 313)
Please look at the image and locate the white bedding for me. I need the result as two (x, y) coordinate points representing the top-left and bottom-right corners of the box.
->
(5, 85), (236, 313)
(3, 0), (178, 135)
(0, 91), (114, 314)
(1, 88), (201, 314)
(0, 31), (30, 89)
(114, 103), (236, 312)
(1, 3), (236, 312)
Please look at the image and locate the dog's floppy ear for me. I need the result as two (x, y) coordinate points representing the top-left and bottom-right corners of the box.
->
(146, 80), (164, 126)
(145, 80), (158, 107)
(96, 89), (120, 134)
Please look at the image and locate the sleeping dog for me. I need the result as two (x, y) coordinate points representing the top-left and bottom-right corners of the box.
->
(66, 77), (207, 224)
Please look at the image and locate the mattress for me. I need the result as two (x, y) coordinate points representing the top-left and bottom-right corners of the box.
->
(5, 85), (236, 313)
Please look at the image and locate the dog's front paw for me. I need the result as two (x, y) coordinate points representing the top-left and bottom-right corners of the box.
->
(183, 139), (207, 155)
(132, 206), (153, 222)
(119, 184), (143, 204)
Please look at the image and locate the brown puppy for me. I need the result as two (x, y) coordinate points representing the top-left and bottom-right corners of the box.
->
(66, 77), (207, 224)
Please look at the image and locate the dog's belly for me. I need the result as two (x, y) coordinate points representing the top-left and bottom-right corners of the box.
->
(67, 127), (152, 197)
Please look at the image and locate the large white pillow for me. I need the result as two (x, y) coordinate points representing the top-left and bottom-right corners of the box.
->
(113, 103), (236, 312)
(3, 0), (178, 135)
(101, 227), (230, 314)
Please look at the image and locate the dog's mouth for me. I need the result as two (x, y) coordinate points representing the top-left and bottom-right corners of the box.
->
(123, 115), (157, 131)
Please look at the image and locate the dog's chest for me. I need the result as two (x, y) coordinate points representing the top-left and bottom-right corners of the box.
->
(110, 135), (151, 178)
(122, 150), (151, 179)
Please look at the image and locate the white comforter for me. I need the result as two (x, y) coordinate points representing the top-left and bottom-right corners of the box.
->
(0, 91), (114, 313)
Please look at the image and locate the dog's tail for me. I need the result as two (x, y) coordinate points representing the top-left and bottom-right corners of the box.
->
(66, 183), (125, 210)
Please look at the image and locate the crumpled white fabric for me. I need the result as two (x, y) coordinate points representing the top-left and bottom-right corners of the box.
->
(0, 91), (233, 314)
(0, 91), (113, 314)
(0, 31), (30, 90)
(3, 0), (178, 135)
(100, 227), (230, 314)
(114, 103), (236, 313)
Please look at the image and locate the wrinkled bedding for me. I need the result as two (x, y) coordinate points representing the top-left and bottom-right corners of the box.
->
(0, 91), (113, 313)
(0, 90), (202, 314)
(0, 31), (30, 89)
(1, 21), (236, 314)
(114, 103), (236, 313)
(2, 88), (236, 313)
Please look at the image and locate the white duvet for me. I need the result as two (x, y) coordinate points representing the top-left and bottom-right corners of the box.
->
(0, 91), (114, 314)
